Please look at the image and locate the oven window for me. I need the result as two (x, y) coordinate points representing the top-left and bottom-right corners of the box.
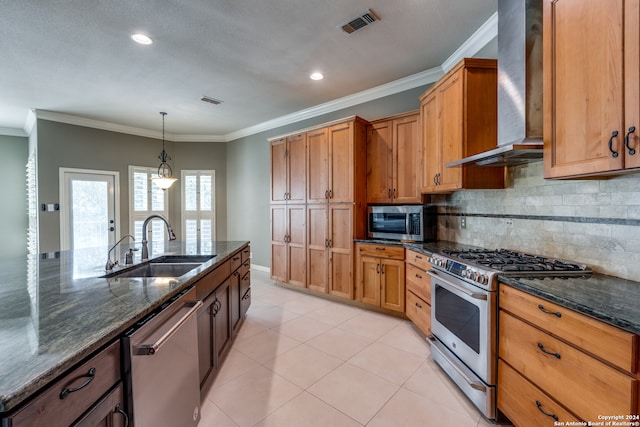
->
(434, 285), (480, 354)
(369, 213), (406, 234)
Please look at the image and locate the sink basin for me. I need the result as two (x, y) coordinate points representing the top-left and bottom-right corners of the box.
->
(101, 255), (215, 278)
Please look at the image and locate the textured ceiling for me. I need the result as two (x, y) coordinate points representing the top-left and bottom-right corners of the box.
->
(0, 0), (497, 138)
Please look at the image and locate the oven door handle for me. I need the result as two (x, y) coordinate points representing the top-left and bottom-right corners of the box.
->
(429, 338), (487, 392)
(427, 270), (487, 300)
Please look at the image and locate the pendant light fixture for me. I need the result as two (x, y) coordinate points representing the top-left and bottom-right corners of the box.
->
(151, 112), (177, 190)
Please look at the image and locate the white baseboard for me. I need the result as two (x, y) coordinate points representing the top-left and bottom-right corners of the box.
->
(250, 264), (270, 273)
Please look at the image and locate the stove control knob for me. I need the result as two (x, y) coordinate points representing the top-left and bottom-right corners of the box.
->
(478, 274), (488, 285)
(469, 271), (478, 281)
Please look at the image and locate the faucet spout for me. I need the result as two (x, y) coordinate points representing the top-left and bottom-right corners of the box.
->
(106, 234), (135, 271)
(141, 214), (176, 260)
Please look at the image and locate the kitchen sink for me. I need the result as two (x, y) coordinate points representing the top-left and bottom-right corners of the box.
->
(101, 255), (215, 278)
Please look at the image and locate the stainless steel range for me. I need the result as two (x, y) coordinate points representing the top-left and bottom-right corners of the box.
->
(427, 248), (591, 420)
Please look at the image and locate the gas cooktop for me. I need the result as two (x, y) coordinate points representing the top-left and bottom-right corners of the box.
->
(441, 248), (592, 275)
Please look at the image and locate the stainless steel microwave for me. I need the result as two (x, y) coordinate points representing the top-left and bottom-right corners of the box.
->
(367, 205), (436, 242)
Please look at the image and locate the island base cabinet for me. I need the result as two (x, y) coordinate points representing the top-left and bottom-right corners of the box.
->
(72, 382), (128, 427)
(7, 341), (122, 427)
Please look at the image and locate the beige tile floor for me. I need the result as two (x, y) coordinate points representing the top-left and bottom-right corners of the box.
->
(200, 270), (498, 427)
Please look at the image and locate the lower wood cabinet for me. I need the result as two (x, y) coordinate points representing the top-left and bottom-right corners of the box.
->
(498, 284), (639, 425)
(355, 243), (405, 312)
(196, 246), (249, 396)
(404, 249), (431, 335)
(6, 341), (123, 427)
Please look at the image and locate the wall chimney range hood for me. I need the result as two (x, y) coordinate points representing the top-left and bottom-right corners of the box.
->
(447, 0), (543, 168)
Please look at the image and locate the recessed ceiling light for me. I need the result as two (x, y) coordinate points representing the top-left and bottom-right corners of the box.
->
(131, 33), (153, 45)
(310, 72), (324, 81)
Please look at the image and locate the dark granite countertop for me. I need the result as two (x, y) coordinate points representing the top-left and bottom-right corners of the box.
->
(357, 239), (640, 335)
(0, 240), (248, 413)
(500, 274), (640, 335)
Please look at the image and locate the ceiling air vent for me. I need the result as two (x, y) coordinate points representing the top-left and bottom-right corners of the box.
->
(340, 9), (379, 34)
(201, 96), (223, 105)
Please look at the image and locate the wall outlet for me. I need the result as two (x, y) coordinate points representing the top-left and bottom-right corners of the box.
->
(250, 252), (253, 259)
(461, 217), (466, 229)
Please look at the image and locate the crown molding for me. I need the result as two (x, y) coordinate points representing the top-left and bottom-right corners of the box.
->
(0, 127), (27, 137)
(22, 13), (497, 143)
(442, 11), (498, 72)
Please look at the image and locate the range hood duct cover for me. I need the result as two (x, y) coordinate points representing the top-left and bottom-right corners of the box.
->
(447, 0), (543, 168)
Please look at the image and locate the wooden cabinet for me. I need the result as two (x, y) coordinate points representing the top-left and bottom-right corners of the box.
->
(420, 58), (504, 193)
(270, 204), (306, 287)
(543, 0), (640, 178)
(367, 111), (422, 204)
(498, 284), (639, 425)
(270, 116), (368, 301)
(404, 249), (431, 335)
(356, 243), (405, 312)
(270, 133), (306, 203)
(196, 246), (249, 395)
(6, 341), (123, 427)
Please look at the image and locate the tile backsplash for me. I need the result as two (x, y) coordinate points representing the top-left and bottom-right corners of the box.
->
(432, 161), (640, 280)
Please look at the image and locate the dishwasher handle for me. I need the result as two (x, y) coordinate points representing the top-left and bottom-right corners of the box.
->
(137, 300), (202, 356)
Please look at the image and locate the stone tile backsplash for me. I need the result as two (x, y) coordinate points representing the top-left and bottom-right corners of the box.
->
(432, 161), (640, 280)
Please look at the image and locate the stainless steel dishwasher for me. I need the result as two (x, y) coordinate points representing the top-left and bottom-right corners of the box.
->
(122, 287), (202, 427)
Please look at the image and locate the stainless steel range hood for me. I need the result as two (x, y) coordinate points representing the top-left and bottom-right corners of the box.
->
(447, 0), (543, 168)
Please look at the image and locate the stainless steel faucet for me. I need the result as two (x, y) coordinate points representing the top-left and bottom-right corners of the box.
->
(141, 214), (177, 260)
(106, 234), (135, 271)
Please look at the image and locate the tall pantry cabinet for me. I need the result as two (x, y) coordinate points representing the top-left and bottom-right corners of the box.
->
(270, 116), (368, 300)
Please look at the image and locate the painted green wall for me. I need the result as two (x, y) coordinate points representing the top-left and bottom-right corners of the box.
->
(226, 85), (430, 268)
(36, 120), (227, 252)
(0, 135), (28, 258)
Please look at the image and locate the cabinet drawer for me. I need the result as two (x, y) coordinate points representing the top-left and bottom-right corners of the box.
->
(499, 311), (637, 421)
(195, 260), (230, 300)
(241, 246), (251, 263)
(230, 251), (242, 272)
(498, 360), (580, 427)
(11, 341), (121, 427)
(241, 259), (250, 278)
(240, 288), (251, 318)
(358, 244), (404, 260)
(406, 249), (430, 270)
(406, 263), (430, 302)
(499, 285), (637, 373)
(406, 290), (430, 335)
(240, 271), (251, 296)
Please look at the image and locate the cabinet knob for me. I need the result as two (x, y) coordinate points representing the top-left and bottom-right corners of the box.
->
(608, 130), (619, 158)
(625, 126), (636, 155)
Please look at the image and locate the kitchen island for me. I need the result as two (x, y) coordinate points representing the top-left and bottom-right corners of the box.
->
(0, 240), (249, 416)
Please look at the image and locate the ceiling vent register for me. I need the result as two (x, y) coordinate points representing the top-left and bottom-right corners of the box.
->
(340, 9), (379, 34)
(201, 96), (223, 105)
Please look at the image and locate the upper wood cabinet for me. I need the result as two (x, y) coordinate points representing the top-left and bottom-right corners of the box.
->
(367, 111), (422, 204)
(420, 58), (504, 193)
(543, 0), (640, 178)
(270, 133), (306, 204)
(307, 118), (368, 203)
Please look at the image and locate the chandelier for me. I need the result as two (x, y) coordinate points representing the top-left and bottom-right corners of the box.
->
(151, 112), (177, 190)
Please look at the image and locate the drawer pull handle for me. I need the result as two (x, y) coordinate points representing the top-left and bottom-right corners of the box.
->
(59, 367), (96, 399)
(537, 304), (561, 317)
(537, 342), (561, 359)
(535, 400), (559, 421)
(415, 302), (423, 309)
(415, 255), (423, 259)
(608, 130), (620, 158)
(115, 403), (130, 427)
(415, 274), (422, 279)
(375, 247), (386, 251)
(625, 126), (636, 155)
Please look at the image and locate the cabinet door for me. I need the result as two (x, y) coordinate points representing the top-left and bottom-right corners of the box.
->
(270, 205), (286, 282)
(367, 121), (393, 203)
(270, 138), (287, 203)
(438, 72), (464, 191)
(307, 128), (329, 202)
(287, 133), (307, 203)
(72, 383), (127, 427)
(197, 292), (215, 387)
(358, 256), (380, 306)
(328, 204), (353, 299)
(543, 0), (625, 177)
(380, 258), (405, 312)
(393, 114), (421, 203)
(421, 92), (439, 192)
(625, 0), (640, 170)
(287, 204), (306, 288)
(307, 204), (328, 293)
(214, 279), (231, 363)
(328, 122), (354, 203)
